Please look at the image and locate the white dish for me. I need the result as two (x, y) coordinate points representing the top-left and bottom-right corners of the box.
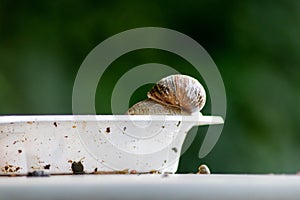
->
(0, 115), (223, 175)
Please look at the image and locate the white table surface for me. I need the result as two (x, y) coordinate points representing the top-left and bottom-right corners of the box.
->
(1, 174), (300, 200)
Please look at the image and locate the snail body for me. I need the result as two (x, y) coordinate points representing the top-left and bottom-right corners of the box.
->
(126, 99), (190, 115)
(126, 74), (206, 115)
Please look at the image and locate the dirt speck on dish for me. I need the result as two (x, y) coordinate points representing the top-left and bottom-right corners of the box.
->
(171, 147), (178, 153)
(1, 165), (22, 173)
(44, 164), (51, 170)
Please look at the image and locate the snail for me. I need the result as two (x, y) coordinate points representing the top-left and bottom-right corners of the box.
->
(126, 74), (206, 115)
(197, 164), (211, 174)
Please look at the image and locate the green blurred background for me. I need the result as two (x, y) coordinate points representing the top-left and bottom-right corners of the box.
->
(1, 0), (300, 174)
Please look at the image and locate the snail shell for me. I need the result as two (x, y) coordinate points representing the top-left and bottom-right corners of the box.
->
(197, 164), (211, 174)
(147, 74), (206, 113)
(126, 74), (206, 115)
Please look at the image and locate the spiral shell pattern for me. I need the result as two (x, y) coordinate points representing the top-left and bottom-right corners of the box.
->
(147, 74), (206, 113)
